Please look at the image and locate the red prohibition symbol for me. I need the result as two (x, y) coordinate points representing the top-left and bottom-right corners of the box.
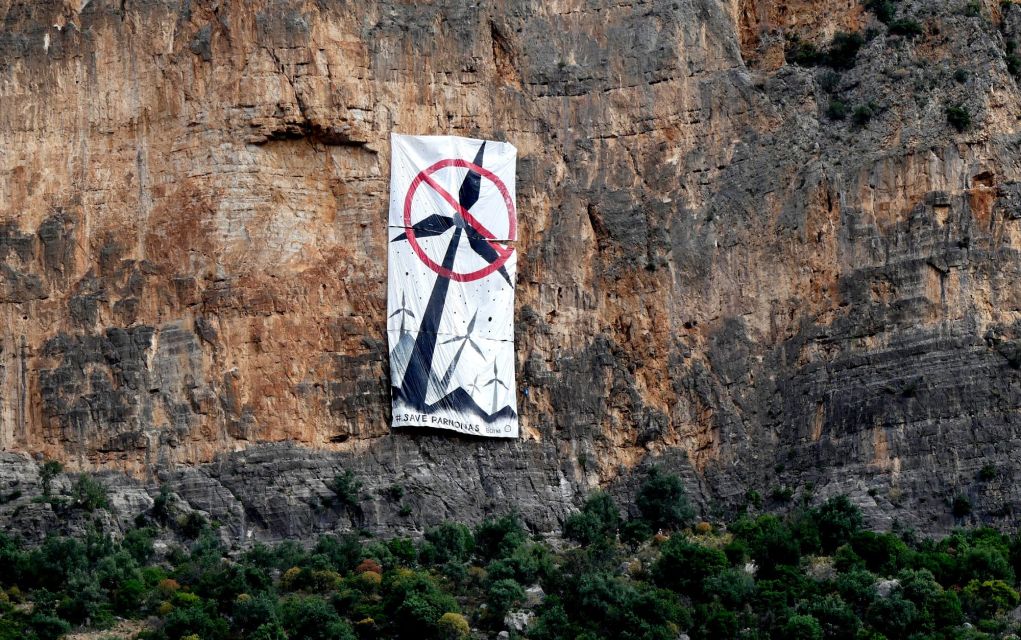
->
(403, 159), (516, 282)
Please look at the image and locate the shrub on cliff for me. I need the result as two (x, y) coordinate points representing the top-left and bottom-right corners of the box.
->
(786, 32), (865, 71)
(69, 474), (109, 512)
(827, 99), (848, 120)
(888, 18), (923, 38)
(330, 471), (362, 508)
(852, 104), (875, 126)
(39, 460), (63, 497)
(1006, 40), (1021, 78)
(826, 32), (866, 70)
(866, 0), (897, 23)
(947, 105), (972, 132)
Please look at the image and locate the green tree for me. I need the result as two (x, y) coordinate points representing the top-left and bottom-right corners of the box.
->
(487, 578), (525, 617)
(70, 474), (109, 511)
(849, 531), (908, 574)
(804, 594), (859, 640)
(813, 496), (863, 552)
(280, 595), (355, 640)
(564, 492), (621, 546)
(732, 515), (802, 574)
(473, 514), (528, 561)
(636, 467), (694, 531)
(39, 460), (63, 497)
(330, 471), (362, 508)
(783, 614), (823, 640)
(961, 579), (1020, 619)
(384, 571), (460, 639)
(420, 523), (474, 565)
(437, 612), (470, 639)
(866, 595), (917, 639)
(653, 537), (728, 595)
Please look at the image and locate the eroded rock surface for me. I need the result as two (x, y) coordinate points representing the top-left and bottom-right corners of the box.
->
(3, 0), (1021, 539)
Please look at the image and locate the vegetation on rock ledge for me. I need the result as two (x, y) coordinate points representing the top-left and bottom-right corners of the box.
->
(1, 470), (1021, 639)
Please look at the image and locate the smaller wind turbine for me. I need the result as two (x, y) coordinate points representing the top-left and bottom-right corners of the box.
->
(484, 362), (509, 414)
(441, 313), (485, 356)
(389, 293), (416, 334)
(466, 373), (482, 396)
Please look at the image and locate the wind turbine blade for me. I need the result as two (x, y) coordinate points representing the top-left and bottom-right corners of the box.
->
(412, 214), (454, 238)
(468, 338), (485, 358)
(440, 336), (462, 344)
(464, 227), (502, 263)
(466, 312), (477, 333)
(463, 226), (513, 286)
(458, 142), (485, 210)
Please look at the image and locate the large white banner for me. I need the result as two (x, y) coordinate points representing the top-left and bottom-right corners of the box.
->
(387, 134), (518, 438)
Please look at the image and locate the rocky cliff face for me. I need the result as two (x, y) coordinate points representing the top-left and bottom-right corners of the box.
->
(3, 0), (1021, 541)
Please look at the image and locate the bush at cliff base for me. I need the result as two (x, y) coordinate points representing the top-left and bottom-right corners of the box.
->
(1, 470), (1021, 639)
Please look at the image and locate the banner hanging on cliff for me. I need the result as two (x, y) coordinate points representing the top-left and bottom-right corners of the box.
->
(386, 134), (518, 438)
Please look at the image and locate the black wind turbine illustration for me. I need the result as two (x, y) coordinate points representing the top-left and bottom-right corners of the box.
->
(391, 142), (512, 414)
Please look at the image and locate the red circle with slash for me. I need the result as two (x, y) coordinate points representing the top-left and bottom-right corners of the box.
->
(403, 159), (516, 282)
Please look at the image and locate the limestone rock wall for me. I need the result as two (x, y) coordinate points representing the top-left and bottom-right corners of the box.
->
(3, 0), (1021, 538)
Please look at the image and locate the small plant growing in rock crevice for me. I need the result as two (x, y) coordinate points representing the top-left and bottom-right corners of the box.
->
(151, 485), (173, 524)
(381, 484), (404, 501)
(787, 32), (865, 71)
(866, 0), (897, 24)
(330, 470), (362, 506)
(946, 104), (971, 132)
(1006, 40), (1021, 78)
(888, 18), (924, 38)
(39, 460), (63, 497)
(69, 474), (108, 512)
(827, 32), (866, 70)
(852, 104), (875, 127)
(827, 99), (848, 120)
(952, 494), (973, 518)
